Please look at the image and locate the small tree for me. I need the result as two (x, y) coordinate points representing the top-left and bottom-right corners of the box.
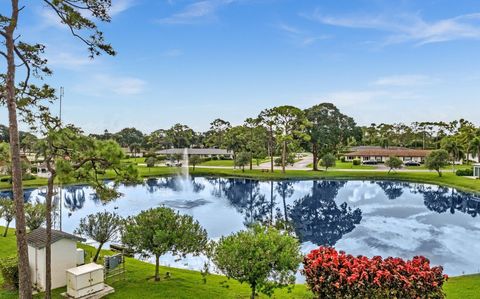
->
(24, 202), (46, 231)
(320, 153), (336, 171)
(0, 198), (15, 237)
(189, 155), (201, 171)
(145, 156), (156, 172)
(385, 156), (403, 174)
(236, 152), (251, 172)
(75, 211), (123, 262)
(123, 207), (208, 281)
(213, 224), (301, 299)
(425, 150), (449, 177)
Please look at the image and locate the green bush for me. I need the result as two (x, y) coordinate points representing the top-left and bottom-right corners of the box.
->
(0, 177), (10, 182)
(23, 173), (36, 181)
(340, 156), (346, 163)
(352, 159), (361, 166)
(456, 168), (473, 176)
(0, 256), (19, 290)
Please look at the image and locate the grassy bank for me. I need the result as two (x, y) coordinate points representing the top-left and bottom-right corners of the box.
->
(1, 166), (479, 194)
(0, 227), (479, 298)
(0, 227), (310, 298)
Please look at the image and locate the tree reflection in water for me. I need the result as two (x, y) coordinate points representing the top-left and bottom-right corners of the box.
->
(376, 181), (406, 200)
(216, 178), (274, 226)
(289, 181), (362, 246)
(63, 186), (86, 213)
(144, 177), (205, 194)
(417, 185), (480, 217)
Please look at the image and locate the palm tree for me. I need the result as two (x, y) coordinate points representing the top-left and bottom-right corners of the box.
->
(470, 137), (480, 163)
(442, 137), (464, 172)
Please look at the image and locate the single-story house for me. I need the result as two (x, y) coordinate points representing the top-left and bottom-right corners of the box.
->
(157, 148), (233, 158)
(344, 146), (432, 163)
(27, 228), (85, 292)
(474, 164), (480, 178)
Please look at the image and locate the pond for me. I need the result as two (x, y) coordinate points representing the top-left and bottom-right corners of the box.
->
(1, 177), (480, 277)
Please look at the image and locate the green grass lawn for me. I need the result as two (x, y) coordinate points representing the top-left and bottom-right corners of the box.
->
(121, 157), (147, 164)
(1, 227), (479, 298)
(0, 227), (312, 299)
(1, 165), (479, 194)
(307, 160), (376, 170)
(198, 158), (271, 167)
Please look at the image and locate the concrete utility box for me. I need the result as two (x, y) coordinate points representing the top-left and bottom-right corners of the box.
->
(27, 228), (86, 291)
(66, 263), (105, 298)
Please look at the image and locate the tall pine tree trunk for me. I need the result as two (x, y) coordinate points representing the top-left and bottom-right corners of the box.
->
(269, 128), (274, 173)
(281, 140), (286, 173)
(312, 143), (318, 171)
(5, 1), (32, 297)
(45, 170), (55, 299)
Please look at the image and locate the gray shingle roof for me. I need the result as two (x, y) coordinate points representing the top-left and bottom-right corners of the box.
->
(27, 227), (85, 249)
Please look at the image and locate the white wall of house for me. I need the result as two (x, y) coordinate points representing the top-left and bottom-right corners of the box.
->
(346, 156), (424, 162)
(474, 165), (480, 178)
(29, 239), (78, 291)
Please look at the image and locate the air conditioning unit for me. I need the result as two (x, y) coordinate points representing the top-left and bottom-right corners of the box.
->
(66, 263), (104, 298)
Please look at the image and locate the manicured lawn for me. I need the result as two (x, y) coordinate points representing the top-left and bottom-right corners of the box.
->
(1, 166), (479, 194)
(0, 226), (479, 298)
(307, 160), (376, 170)
(0, 227), (312, 298)
(122, 157), (146, 164)
(198, 159), (235, 167)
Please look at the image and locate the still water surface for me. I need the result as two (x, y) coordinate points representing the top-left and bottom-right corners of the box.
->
(1, 177), (480, 276)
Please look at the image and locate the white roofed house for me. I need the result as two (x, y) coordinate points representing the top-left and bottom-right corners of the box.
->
(27, 228), (85, 292)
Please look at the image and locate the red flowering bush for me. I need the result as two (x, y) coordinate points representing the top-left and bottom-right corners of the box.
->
(303, 247), (448, 299)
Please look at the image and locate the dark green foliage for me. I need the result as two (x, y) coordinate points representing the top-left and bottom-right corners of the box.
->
(75, 211), (123, 262)
(352, 159), (361, 166)
(385, 156), (403, 174)
(320, 153), (336, 171)
(426, 150), (450, 177)
(0, 199), (15, 237)
(24, 202), (46, 231)
(0, 256), (18, 290)
(235, 152), (251, 172)
(456, 168), (473, 176)
(123, 207), (208, 281)
(213, 224), (301, 299)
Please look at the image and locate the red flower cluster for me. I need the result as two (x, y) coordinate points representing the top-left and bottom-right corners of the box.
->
(303, 247), (448, 299)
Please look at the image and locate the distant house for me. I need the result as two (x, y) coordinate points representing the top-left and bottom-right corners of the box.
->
(474, 164), (480, 178)
(157, 148), (234, 159)
(344, 146), (431, 163)
(27, 228), (85, 291)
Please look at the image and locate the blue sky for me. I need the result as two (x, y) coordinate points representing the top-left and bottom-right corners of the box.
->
(2, 0), (480, 133)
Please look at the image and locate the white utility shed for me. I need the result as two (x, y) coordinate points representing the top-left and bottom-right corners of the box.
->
(27, 228), (85, 291)
(474, 164), (480, 178)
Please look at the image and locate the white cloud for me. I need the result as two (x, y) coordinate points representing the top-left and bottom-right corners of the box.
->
(47, 51), (93, 69)
(160, 49), (184, 57)
(156, 0), (239, 25)
(76, 74), (147, 97)
(372, 74), (437, 87)
(307, 10), (480, 46)
(110, 0), (137, 16)
(276, 23), (330, 46)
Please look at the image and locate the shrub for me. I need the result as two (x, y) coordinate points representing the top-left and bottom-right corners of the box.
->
(352, 159), (361, 166)
(23, 173), (36, 181)
(303, 247), (447, 299)
(0, 256), (19, 290)
(0, 177), (10, 182)
(340, 156), (346, 163)
(456, 168), (473, 176)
